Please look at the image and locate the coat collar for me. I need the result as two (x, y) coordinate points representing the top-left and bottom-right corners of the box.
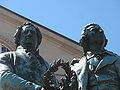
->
(94, 55), (117, 72)
(87, 50), (117, 72)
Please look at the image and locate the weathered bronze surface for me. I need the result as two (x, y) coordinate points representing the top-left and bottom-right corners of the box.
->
(0, 22), (58, 90)
(0, 23), (119, 90)
(71, 24), (120, 90)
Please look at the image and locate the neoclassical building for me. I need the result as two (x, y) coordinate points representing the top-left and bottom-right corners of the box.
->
(0, 6), (83, 78)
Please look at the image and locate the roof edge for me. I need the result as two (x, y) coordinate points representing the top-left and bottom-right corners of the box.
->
(0, 5), (80, 46)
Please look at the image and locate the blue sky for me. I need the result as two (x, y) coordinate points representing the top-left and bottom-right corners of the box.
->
(0, 0), (120, 55)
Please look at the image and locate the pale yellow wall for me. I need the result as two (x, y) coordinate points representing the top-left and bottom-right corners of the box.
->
(0, 6), (83, 78)
(0, 16), (16, 50)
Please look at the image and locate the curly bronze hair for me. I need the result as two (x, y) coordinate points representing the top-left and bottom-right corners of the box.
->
(14, 22), (42, 49)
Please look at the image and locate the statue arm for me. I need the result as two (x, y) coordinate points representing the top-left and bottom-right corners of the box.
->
(0, 53), (42, 90)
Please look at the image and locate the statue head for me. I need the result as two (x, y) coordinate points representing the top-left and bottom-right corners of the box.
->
(14, 22), (42, 50)
(79, 23), (108, 55)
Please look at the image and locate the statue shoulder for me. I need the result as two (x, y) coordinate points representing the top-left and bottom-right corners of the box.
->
(0, 52), (16, 72)
(105, 50), (120, 63)
(0, 52), (14, 60)
(105, 50), (120, 59)
(105, 50), (118, 56)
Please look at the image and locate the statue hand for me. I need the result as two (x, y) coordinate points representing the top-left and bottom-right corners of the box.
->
(49, 59), (63, 72)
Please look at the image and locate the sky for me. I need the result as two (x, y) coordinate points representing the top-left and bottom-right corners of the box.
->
(0, 0), (120, 55)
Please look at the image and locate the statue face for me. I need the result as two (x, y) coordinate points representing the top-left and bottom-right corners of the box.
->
(86, 25), (106, 48)
(19, 25), (38, 49)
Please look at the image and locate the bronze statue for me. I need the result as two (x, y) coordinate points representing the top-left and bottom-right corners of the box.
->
(0, 22), (58, 90)
(1, 22), (119, 90)
(71, 24), (120, 90)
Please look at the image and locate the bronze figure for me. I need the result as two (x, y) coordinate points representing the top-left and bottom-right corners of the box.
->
(0, 22), (58, 90)
(71, 24), (120, 90)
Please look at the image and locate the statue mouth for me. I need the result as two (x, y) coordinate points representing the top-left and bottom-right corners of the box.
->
(24, 42), (34, 47)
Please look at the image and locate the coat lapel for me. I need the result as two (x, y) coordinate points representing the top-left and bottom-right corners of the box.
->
(94, 55), (117, 72)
